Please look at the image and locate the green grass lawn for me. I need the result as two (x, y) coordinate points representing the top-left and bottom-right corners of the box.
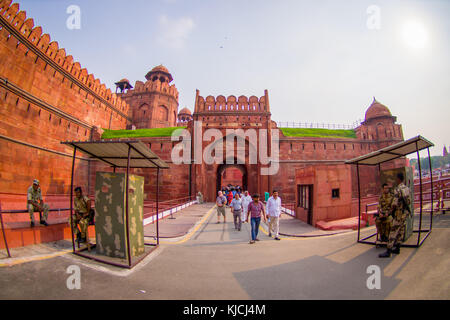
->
(102, 126), (355, 139)
(101, 127), (187, 139)
(279, 127), (356, 139)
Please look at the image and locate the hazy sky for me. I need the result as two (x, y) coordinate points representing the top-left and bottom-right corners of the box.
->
(17, 0), (449, 156)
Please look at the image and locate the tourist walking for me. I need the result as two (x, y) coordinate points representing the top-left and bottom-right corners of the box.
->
(226, 190), (233, 206)
(241, 190), (252, 223)
(246, 194), (266, 244)
(266, 190), (282, 240)
(216, 191), (227, 224)
(230, 193), (243, 231)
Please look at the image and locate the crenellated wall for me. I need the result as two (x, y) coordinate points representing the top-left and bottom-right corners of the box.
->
(192, 90), (272, 131)
(119, 68), (179, 129)
(0, 1), (130, 122)
(0, 0), (130, 195)
(0, 0), (410, 228)
(194, 89), (270, 114)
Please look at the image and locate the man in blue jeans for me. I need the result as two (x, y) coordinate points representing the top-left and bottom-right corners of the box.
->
(246, 194), (267, 244)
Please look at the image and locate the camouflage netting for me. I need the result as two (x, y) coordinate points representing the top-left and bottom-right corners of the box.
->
(94, 172), (145, 259)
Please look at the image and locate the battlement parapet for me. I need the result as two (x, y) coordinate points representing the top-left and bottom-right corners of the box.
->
(121, 79), (179, 101)
(194, 89), (271, 113)
(0, 0), (129, 114)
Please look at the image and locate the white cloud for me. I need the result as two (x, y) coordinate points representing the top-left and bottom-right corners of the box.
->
(157, 15), (195, 49)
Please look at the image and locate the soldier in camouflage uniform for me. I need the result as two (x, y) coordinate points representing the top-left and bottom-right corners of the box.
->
(375, 183), (393, 243)
(379, 173), (411, 258)
(71, 187), (91, 243)
(27, 179), (49, 227)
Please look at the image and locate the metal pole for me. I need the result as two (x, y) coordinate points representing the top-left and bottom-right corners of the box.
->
(70, 147), (77, 252)
(357, 164), (361, 242)
(125, 145), (132, 266)
(427, 147), (433, 231)
(416, 142), (423, 246)
(0, 205), (11, 258)
(156, 167), (160, 245)
(188, 162), (192, 200)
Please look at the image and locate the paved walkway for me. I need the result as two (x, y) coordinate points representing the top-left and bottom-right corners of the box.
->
(143, 203), (215, 239)
(0, 203), (449, 299)
(144, 202), (350, 239)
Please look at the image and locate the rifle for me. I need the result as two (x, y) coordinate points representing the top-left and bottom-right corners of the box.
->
(400, 195), (411, 216)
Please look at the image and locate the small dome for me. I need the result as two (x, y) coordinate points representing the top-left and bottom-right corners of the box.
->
(365, 97), (392, 121)
(151, 65), (170, 74)
(179, 107), (192, 115)
(115, 78), (133, 91)
(145, 64), (173, 82)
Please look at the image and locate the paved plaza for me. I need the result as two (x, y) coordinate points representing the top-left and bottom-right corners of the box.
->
(0, 203), (449, 300)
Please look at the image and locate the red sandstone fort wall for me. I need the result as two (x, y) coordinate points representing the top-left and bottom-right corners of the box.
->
(120, 79), (179, 129)
(87, 137), (191, 203)
(0, 0), (410, 227)
(0, 0), (130, 197)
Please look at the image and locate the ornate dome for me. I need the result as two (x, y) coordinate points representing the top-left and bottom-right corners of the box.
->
(178, 107), (192, 115)
(365, 97), (392, 121)
(145, 64), (173, 82)
(119, 78), (130, 83)
(151, 65), (170, 74)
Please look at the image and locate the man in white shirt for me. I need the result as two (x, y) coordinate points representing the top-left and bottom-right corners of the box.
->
(241, 190), (252, 223)
(266, 190), (282, 240)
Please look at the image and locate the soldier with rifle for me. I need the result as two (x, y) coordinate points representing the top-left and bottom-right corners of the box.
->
(379, 173), (411, 258)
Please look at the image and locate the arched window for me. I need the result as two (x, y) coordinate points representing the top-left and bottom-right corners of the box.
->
(376, 123), (385, 139)
(158, 105), (169, 121)
(139, 103), (150, 118)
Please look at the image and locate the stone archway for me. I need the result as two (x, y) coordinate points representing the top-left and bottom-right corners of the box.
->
(216, 164), (248, 193)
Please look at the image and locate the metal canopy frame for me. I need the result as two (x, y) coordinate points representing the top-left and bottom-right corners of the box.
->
(346, 135), (435, 248)
(61, 140), (169, 269)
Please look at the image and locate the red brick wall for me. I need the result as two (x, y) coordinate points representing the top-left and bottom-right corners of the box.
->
(119, 79), (179, 129)
(87, 137), (191, 203)
(0, 0), (410, 222)
(0, 1), (129, 197)
(221, 167), (243, 187)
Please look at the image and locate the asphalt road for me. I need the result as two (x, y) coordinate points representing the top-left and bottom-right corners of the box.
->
(0, 207), (449, 300)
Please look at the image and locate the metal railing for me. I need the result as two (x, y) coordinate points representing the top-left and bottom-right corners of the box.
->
(143, 195), (194, 219)
(276, 121), (362, 130)
(261, 201), (296, 217)
(281, 202), (296, 217)
(0, 204), (73, 259)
